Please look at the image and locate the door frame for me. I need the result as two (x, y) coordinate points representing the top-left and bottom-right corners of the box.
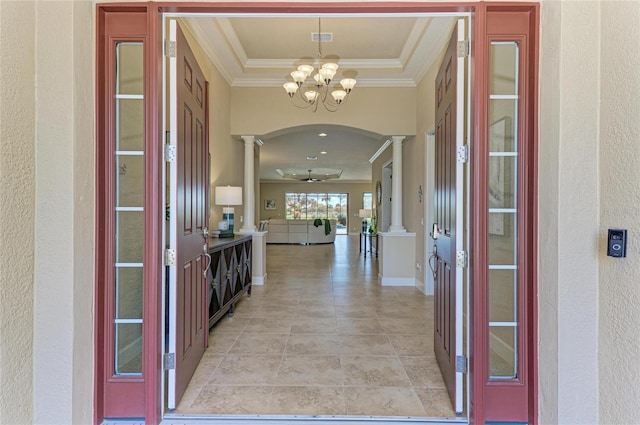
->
(95, 3), (539, 424)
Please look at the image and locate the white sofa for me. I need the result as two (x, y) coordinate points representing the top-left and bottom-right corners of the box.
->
(266, 219), (337, 244)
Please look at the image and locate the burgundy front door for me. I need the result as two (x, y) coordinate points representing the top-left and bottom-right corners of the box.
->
(167, 19), (210, 409)
(434, 22), (463, 412)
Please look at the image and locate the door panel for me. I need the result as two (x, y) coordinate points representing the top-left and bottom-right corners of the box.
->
(434, 19), (465, 414)
(167, 19), (209, 409)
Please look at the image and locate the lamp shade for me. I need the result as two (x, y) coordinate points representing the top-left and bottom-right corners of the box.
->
(358, 209), (372, 219)
(215, 186), (242, 206)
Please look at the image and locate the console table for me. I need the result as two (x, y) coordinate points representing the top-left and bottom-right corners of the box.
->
(208, 234), (252, 328)
(360, 232), (378, 258)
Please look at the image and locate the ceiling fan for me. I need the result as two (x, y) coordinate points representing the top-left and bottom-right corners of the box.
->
(300, 169), (323, 182)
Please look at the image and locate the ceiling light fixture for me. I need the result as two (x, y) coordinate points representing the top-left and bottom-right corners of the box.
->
(283, 18), (356, 112)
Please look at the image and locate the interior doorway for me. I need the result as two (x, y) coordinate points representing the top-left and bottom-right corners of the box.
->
(160, 11), (471, 422)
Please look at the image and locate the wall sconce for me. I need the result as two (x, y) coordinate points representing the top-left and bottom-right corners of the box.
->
(215, 186), (242, 238)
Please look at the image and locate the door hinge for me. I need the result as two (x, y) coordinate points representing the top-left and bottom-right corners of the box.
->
(164, 40), (176, 58)
(164, 144), (176, 163)
(456, 250), (468, 268)
(163, 353), (175, 370)
(458, 40), (470, 58)
(165, 248), (176, 266)
(457, 145), (469, 163)
(456, 355), (468, 373)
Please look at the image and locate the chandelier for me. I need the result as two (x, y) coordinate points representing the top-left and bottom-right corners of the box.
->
(282, 18), (356, 112)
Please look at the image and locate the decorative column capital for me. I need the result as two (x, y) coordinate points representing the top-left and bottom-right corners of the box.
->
(241, 135), (255, 145)
(391, 135), (406, 144)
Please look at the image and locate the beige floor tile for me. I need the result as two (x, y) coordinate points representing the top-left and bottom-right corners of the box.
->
(209, 316), (250, 334)
(379, 318), (431, 334)
(337, 318), (385, 335)
(206, 333), (240, 355)
(187, 354), (224, 388)
(189, 385), (273, 415)
(228, 333), (288, 355)
(209, 355), (281, 385)
(414, 387), (457, 417)
(296, 305), (337, 318)
(344, 386), (426, 416)
(290, 318), (337, 334)
(341, 355), (412, 387)
(286, 334), (343, 355)
(180, 236), (453, 417)
(243, 317), (293, 334)
(335, 304), (378, 318)
(399, 356), (447, 388)
(276, 355), (343, 386)
(267, 386), (345, 415)
(250, 304), (298, 318)
(340, 335), (396, 356)
(388, 334), (434, 356)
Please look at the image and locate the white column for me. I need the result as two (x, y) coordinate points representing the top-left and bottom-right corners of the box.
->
(388, 136), (406, 233)
(239, 135), (256, 233)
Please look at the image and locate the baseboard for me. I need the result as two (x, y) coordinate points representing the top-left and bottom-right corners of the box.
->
(379, 275), (416, 286)
(252, 273), (267, 285)
(415, 278), (427, 294)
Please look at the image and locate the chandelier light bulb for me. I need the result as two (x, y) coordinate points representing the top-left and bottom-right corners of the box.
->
(297, 64), (314, 78)
(340, 78), (357, 93)
(283, 82), (299, 96)
(318, 67), (336, 84)
(291, 70), (306, 84)
(321, 63), (339, 71)
(313, 73), (326, 86)
(331, 90), (347, 104)
(304, 91), (318, 103)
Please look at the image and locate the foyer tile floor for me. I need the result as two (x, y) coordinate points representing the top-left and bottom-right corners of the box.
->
(175, 235), (457, 418)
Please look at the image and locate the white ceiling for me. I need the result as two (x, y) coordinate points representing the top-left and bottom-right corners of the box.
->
(181, 15), (457, 182)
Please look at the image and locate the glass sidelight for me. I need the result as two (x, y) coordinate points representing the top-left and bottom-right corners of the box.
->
(114, 42), (144, 376)
(487, 41), (519, 380)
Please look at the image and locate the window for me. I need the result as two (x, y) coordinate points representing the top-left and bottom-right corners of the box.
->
(363, 192), (373, 210)
(285, 192), (348, 234)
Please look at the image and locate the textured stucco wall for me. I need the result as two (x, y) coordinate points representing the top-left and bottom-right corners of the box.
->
(0, 1), (94, 424)
(71, 2), (95, 423)
(8, 0), (638, 423)
(537, 1), (560, 423)
(598, 2), (640, 423)
(0, 1), (36, 423)
(539, 1), (600, 423)
(33, 1), (94, 423)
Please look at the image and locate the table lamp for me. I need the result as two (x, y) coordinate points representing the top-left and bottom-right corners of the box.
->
(215, 185), (242, 238)
(358, 208), (372, 232)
